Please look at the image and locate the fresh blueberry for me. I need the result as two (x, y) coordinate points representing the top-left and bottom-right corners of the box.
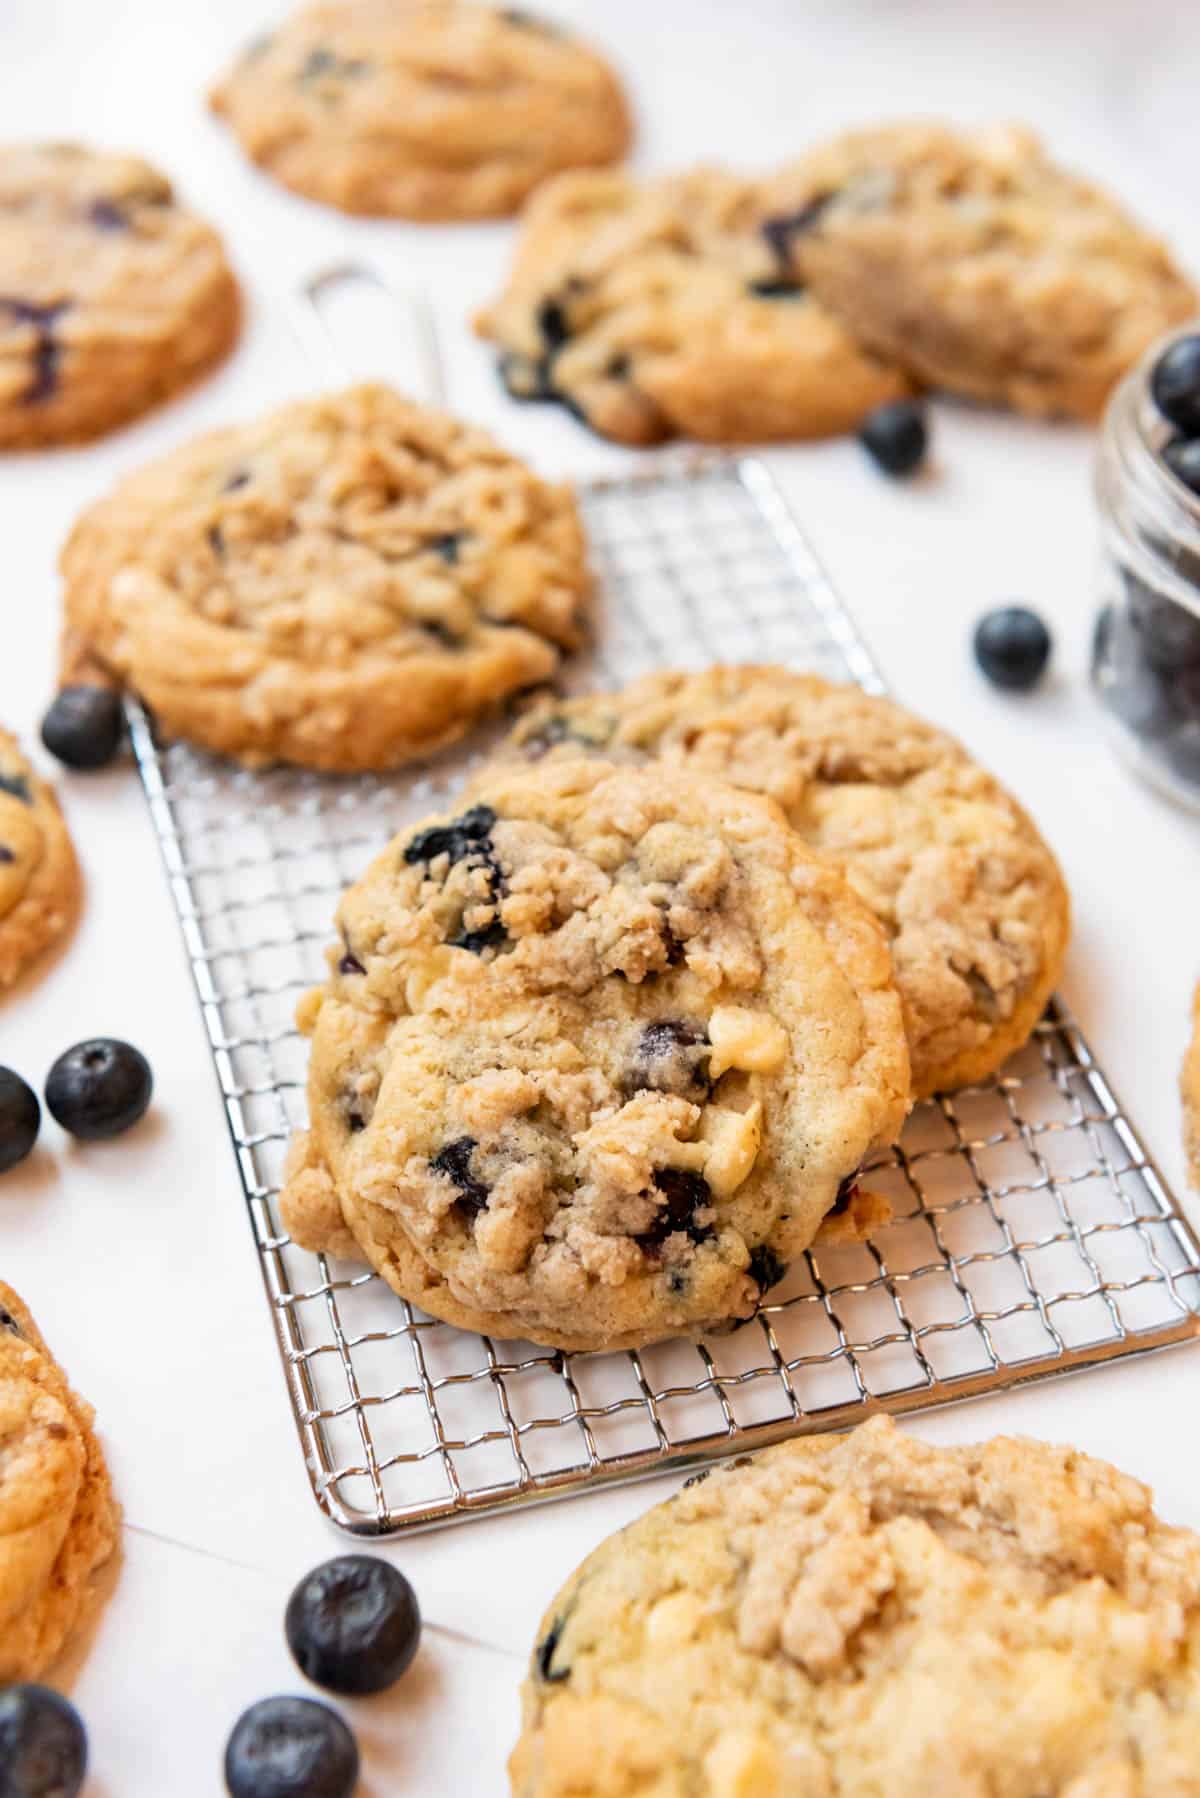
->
(285, 1555), (420, 1696)
(0, 1684), (87, 1798)
(40, 686), (123, 771)
(0, 1068), (40, 1175)
(1163, 436), (1200, 498)
(973, 606), (1052, 690)
(224, 1696), (358, 1798)
(1150, 334), (1200, 436)
(1125, 571), (1200, 671)
(44, 1039), (153, 1141)
(857, 400), (928, 476)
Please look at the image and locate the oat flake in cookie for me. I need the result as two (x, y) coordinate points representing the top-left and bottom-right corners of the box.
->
(280, 760), (910, 1351)
(511, 1415), (1200, 1798)
(0, 143), (239, 449)
(58, 384), (590, 772)
(0, 728), (79, 990)
(763, 121), (1196, 420)
(0, 1281), (118, 1681)
(210, 2), (631, 221)
(502, 667), (1070, 1096)
(474, 167), (909, 445)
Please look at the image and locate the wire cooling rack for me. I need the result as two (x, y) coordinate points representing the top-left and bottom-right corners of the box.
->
(129, 453), (1200, 1536)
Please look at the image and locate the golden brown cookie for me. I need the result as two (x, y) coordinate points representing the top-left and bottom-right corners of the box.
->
(1184, 981), (1200, 1188)
(762, 122), (1196, 420)
(512, 1415), (1200, 1798)
(0, 142), (239, 449)
(59, 384), (591, 773)
(499, 668), (1070, 1096)
(209, 2), (631, 220)
(0, 730), (79, 991)
(474, 166), (909, 445)
(280, 760), (910, 1349)
(0, 1282), (118, 1681)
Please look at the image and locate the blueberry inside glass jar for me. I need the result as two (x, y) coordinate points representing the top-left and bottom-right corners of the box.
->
(1092, 324), (1200, 811)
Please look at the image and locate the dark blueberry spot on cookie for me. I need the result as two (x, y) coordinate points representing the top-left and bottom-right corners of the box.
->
(964, 969), (999, 1019)
(498, 351), (557, 403)
(500, 8), (563, 31)
(343, 1100), (368, 1134)
(0, 846), (13, 864)
(517, 714), (575, 759)
(605, 352), (631, 379)
(87, 198), (128, 231)
(747, 1245), (788, 1294)
(404, 805), (497, 867)
(661, 923), (686, 967)
(636, 1169), (713, 1253)
(0, 1305), (21, 1335)
(299, 45), (369, 82)
(829, 1174), (859, 1216)
(666, 1266), (688, 1297)
(222, 468), (251, 492)
(449, 918), (508, 955)
(536, 1617), (570, 1684)
(0, 772), (32, 805)
(746, 276), (806, 299)
(625, 1020), (711, 1100)
(427, 532), (465, 565)
(761, 194), (833, 263)
(430, 1136), (490, 1217)
(0, 297), (71, 406)
(421, 620), (464, 651)
(536, 298), (570, 351)
(337, 951), (365, 975)
(207, 523), (225, 558)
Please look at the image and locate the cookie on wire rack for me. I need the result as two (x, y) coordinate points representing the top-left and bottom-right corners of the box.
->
(280, 759), (910, 1350)
(496, 666), (1070, 1097)
(210, 2), (632, 220)
(510, 1414), (1200, 1797)
(58, 384), (591, 773)
(0, 728), (79, 991)
(0, 1281), (118, 1681)
(0, 142), (239, 449)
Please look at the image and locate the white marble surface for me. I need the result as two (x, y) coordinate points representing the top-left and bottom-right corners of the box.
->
(2, 1), (1200, 1792)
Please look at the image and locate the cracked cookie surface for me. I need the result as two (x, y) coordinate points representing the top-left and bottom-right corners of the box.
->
(210, 2), (631, 220)
(763, 121), (1195, 420)
(59, 383), (590, 771)
(280, 760), (909, 1349)
(474, 166), (908, 445)
(0, 1281), (118, 1681)
(0, 728), (79, 990)
(0, 142), (239, 448)
(501, 667), (1069, 1096)
(511, 1414), (1200, 1798)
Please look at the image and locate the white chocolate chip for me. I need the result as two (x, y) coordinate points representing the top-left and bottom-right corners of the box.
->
(700, 1101), (763, 1196)
(703, 1731), (781, 1798)
(707, 1006), (789, 1079)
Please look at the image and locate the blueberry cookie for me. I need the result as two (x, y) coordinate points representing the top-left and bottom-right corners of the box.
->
(763, 122), (1196, 420)
(0, 1282), (118, 1681)
(512, 1414), (1200, 1798)
(59, 384), (590, 773)
(474, 167), (909, 445)
(0, 729), (79, 991)
(280, 761), (910, 1349)
(210, 3), (631, 221)
(0, 143), (239, 449)
(1184, 982), (1199, 1188)
(499, 668), (1070, 1097)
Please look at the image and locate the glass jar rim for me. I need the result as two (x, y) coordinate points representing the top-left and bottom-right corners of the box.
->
(1103, 323), (1200, 558)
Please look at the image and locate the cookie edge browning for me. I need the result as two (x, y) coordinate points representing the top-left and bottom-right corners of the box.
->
(207, 7), (633, 222)
(55, 384), (592, 772)
(0, 730), (81, 991)
(498, 667), (1072, 1098)
(0, 1280), (119, 1680)
(281, 760), (912, 1349)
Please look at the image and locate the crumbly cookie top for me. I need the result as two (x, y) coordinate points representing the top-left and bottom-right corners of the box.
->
(0, 141), (233, 414)
(0, 728), (78, 989)
(210, 3), (631, 220)
(763, 121), (1195, 418)
(474, 166), (907, 444)
(504, 667), (1070, 1096)
(513, 1415), (1200, 1797)
(289, 760), (909, 1347)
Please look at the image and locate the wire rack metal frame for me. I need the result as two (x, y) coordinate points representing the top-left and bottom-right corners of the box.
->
(128, 452), (1200, 1537)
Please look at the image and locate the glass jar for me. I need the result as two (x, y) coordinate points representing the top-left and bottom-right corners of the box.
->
(1092, 325), (1200, 813)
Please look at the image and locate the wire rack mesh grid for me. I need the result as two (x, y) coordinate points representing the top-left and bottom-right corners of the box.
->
(129, 453), (1200, 1536)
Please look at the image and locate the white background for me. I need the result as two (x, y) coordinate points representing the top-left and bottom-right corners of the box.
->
(2, 1), (1200, 1792)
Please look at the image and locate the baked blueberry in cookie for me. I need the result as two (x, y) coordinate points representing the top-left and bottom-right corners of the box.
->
(210, 2), (631, 220)
(280, 760), (910, 1350)
(0, 143), (238, 448)
(59, 385), (591, 773)
(0, 729), (79, 990)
